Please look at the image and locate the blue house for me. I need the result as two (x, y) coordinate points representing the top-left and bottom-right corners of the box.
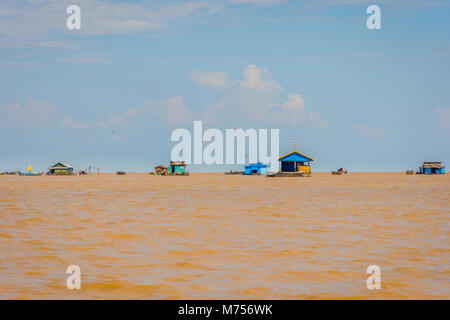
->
(278, 151), (314, 174)
(244, 163), (268, 175)
(418, 162), (445, 174)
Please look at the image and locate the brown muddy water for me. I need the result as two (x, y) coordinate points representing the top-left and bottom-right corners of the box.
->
(0, 173), (448, 299)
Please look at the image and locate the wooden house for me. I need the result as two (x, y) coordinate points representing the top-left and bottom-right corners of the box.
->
(154, 165), (168, 175)
(168, 161), (188, 175)
(418, 162), (445, 174)
(48, 162), (74, 175)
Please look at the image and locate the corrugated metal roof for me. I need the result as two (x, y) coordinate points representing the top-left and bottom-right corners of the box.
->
(278, 151), (314, 161)
(245, 163), (268, 168)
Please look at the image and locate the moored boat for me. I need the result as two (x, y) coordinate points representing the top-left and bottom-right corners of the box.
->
(19, 172), (43, 176)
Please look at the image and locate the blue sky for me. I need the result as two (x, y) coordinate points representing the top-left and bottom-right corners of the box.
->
(0, 0), (449, 172)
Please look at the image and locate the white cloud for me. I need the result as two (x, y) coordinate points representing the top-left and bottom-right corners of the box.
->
(145, 96), (196, 125)
(108, 108), (139, 127)
(355, 124), (388, 139)
(0, 59), (40, 70)
(201, 65), (326, 128)
(0, 98), (57, 129)
(279, 93), (306, 125)
(60, 108), (138, 129)
(308, 111), (329, 128)
(273, 94), (328, 128)
(0, 0), (220, 41)
(238, 64), (282, 93)
(190, 71), (229, 89)
(146, 65), (328, 128)
(60, 116), (90, 129)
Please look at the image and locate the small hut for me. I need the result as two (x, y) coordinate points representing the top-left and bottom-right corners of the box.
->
(154, 165), (168, 175)
(418, 162), (445, 174)
(48, 162), (74, 175)
(244, 163), (268, 175)
(279, 151), (314, 175)
(168, 161), (188, 175)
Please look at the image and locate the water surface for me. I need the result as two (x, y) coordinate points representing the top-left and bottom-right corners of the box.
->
(0, 173), (448, 299)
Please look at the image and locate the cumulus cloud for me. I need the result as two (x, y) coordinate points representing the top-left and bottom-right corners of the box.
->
(355, 124), (388, 139)
(145, 96), (196, 125)
(278, 94), (306, 125)
(197, 65), (327, 128)
(0, 97), (57, 129)
(238, 64), (282, 93)
(270, 94), (328, 128)
(146, 65), (328, 128)
(190, 71), (229, 89)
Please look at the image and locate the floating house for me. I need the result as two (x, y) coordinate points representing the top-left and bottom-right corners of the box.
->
(48, 162), (74, 175)
(244, 163), (268, 175)
(418, 162), (445, 174)
(168, 161), (188, 175)
(279, 151), (314, 175)
(154, 165), (168, 175)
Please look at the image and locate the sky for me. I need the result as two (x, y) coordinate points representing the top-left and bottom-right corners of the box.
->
(0, 0), (449, 172)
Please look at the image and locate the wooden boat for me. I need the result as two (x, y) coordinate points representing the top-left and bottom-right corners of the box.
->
(19, 172), (43, 176)
(116, 171), (126, 175)
(224, 171), (244, 175)
(332, 168), (347, 175)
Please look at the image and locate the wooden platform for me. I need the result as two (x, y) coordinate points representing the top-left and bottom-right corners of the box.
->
(267, 171), (311, 177)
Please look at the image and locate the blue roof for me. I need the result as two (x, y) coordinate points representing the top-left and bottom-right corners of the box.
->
(279, 151), (314, 162)
(245, 163), (268, 168)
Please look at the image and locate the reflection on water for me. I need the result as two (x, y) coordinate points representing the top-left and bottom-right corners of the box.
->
(0, 173), (448, 299)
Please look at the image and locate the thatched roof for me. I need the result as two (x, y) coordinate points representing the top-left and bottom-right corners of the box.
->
(48, 162), (73, 170)
(422, 162), (445, 169)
